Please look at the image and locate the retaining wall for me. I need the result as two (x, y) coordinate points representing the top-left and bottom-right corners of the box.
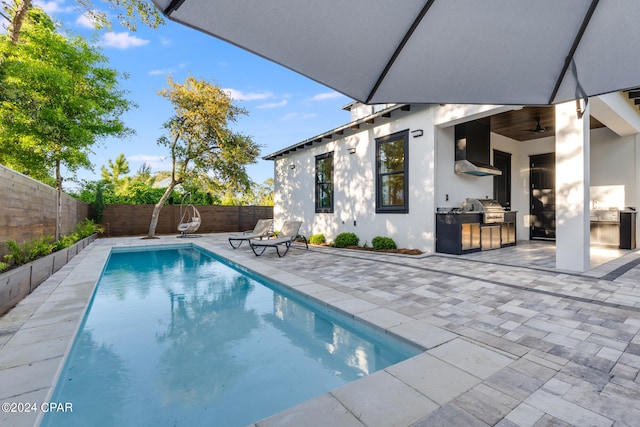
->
(0, 165), (89, 258)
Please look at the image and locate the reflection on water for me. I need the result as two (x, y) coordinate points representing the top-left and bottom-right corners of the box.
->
(266, 294), (404, 379)
(41, 331), (130, 427)
(43, 247), (418, 427)
(156, 274), (258, 406)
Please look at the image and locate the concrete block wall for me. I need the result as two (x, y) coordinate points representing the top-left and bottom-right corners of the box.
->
(0, 165), (89, 258)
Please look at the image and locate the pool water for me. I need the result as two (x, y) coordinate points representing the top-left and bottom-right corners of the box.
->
(42, 246), (420, 427)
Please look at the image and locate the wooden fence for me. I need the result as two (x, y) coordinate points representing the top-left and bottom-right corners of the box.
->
(1, 164), (273, 246)
(0, 165), (89, 257)
(101, 204), (274, 236)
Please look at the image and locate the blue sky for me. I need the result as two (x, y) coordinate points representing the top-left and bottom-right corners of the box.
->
(36, 0), (352, 188)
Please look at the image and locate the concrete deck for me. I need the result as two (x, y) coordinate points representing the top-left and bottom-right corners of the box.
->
(1, 236), (639, 426)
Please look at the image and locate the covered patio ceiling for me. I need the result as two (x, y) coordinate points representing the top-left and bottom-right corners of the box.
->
(488, 106), (605, 142)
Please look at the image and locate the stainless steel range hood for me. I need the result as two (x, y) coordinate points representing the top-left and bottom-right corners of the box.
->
(454, 120), (502, 177)
(455, 159), (502, 176)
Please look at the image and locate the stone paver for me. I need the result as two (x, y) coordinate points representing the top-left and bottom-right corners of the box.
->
(0, 235), (639, 427)
(255, 393), (364, 427)
(428, 338), (514, 379)
(331, 370), (439, 427)
(386, 353), (481, 405)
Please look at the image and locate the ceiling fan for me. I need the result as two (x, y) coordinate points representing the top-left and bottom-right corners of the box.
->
(529, 116), (552, 134)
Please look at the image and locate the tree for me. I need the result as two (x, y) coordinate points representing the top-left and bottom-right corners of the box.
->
(146, 76), (261, 238)
(253, 178), (274, 206)
(91, 182), (105, 223)
(135, 163), (154, 185)
(0, 8), (134, 238)
(2, 0), (163, 44)
(101, 153), (131, 186)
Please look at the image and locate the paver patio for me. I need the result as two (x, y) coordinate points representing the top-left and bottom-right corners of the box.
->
(1, 235), (639, 426)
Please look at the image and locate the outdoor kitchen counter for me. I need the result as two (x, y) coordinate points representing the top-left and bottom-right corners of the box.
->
(435, 211), (516, 255)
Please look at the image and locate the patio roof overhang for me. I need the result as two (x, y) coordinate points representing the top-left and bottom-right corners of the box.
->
(263, 104), (412, 161)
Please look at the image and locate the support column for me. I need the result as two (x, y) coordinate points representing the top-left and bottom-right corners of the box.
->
(635, 134), (640, 246)
(555, 101), (590, 272)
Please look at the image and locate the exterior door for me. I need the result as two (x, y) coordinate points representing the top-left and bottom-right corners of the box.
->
(493, 150), (511, 210)
(530, 153), (556, 240)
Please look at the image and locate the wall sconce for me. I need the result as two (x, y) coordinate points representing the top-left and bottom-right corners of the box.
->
(290, 164), (296, 170)
(348, 147), (356, 154)
(411, 129), (424, 138)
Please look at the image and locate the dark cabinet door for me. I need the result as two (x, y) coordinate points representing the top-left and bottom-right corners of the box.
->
(530, 153), (556, 240)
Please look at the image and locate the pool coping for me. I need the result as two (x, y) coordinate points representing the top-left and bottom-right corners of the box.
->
(0, 236), (533, 426)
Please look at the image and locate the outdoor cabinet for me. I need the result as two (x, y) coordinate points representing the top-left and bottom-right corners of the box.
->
(436, 211), (519, 254)
(501, 212), (517, 246)
(461, 223), (481, 251)
(436, 213), (482, 255)
(590, 209), (620, 247)
(481, 225), (501, 250)
(620, 210), (637, 249)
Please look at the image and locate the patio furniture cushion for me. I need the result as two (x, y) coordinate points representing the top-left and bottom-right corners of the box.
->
(228, 219), (274, 248)
(249, 220), (308, 257)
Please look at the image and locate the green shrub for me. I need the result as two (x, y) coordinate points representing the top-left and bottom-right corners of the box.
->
(333, 232), (359, 248)
(51, 220), (103, 251)
(91, 183), (105, 223)
(31, 236), (55, 258)
(308, 234), (326, 245)
(74, 219), (104, 239)
(2, 220), (102, 269)
(4, 240), (32, 266)
(371, 236), (397, 250)
(4, 236), (54, 266)
(52, 235), (76, 251)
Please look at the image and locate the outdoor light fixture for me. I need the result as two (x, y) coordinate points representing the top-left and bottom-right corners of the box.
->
(411, 129), (424, 137)
(348, 147), (356, 154)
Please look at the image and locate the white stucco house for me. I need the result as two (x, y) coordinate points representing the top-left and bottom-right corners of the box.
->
(265, 93), (640, 272)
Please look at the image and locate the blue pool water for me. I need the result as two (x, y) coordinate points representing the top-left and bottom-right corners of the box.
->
(42, 245), (420, 427)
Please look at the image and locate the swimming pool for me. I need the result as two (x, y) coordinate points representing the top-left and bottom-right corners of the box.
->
(42, 245), (421, 426)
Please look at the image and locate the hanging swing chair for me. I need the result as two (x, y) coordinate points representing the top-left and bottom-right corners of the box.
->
(177, 193), (202, 237)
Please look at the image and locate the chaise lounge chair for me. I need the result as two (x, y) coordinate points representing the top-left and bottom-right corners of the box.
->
(228, 219), (274, 248)
(249, 220), (308, 257)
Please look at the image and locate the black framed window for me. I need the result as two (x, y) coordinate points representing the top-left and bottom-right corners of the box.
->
(315, 152), (334, 213)
(376, 130), (408, 213)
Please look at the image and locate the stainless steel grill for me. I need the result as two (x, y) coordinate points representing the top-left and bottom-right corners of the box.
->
(462, 198), (505, 224)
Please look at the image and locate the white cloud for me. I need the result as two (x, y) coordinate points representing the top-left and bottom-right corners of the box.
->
(258, 100), (288, 109)
(101, 32), (150, 50)
(129, 155), (166, 169)
(281, 112), (317, 121)
(75, 13), (97, 29)
(34, 0), (73, 15)
(224, 88), (273, 102)
(148, 62), (187, 76)
(307, 91), (344, 102)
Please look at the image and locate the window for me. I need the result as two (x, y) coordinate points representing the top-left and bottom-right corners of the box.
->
(315, 152), (334, 213)
(376, 130), (408, 213)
